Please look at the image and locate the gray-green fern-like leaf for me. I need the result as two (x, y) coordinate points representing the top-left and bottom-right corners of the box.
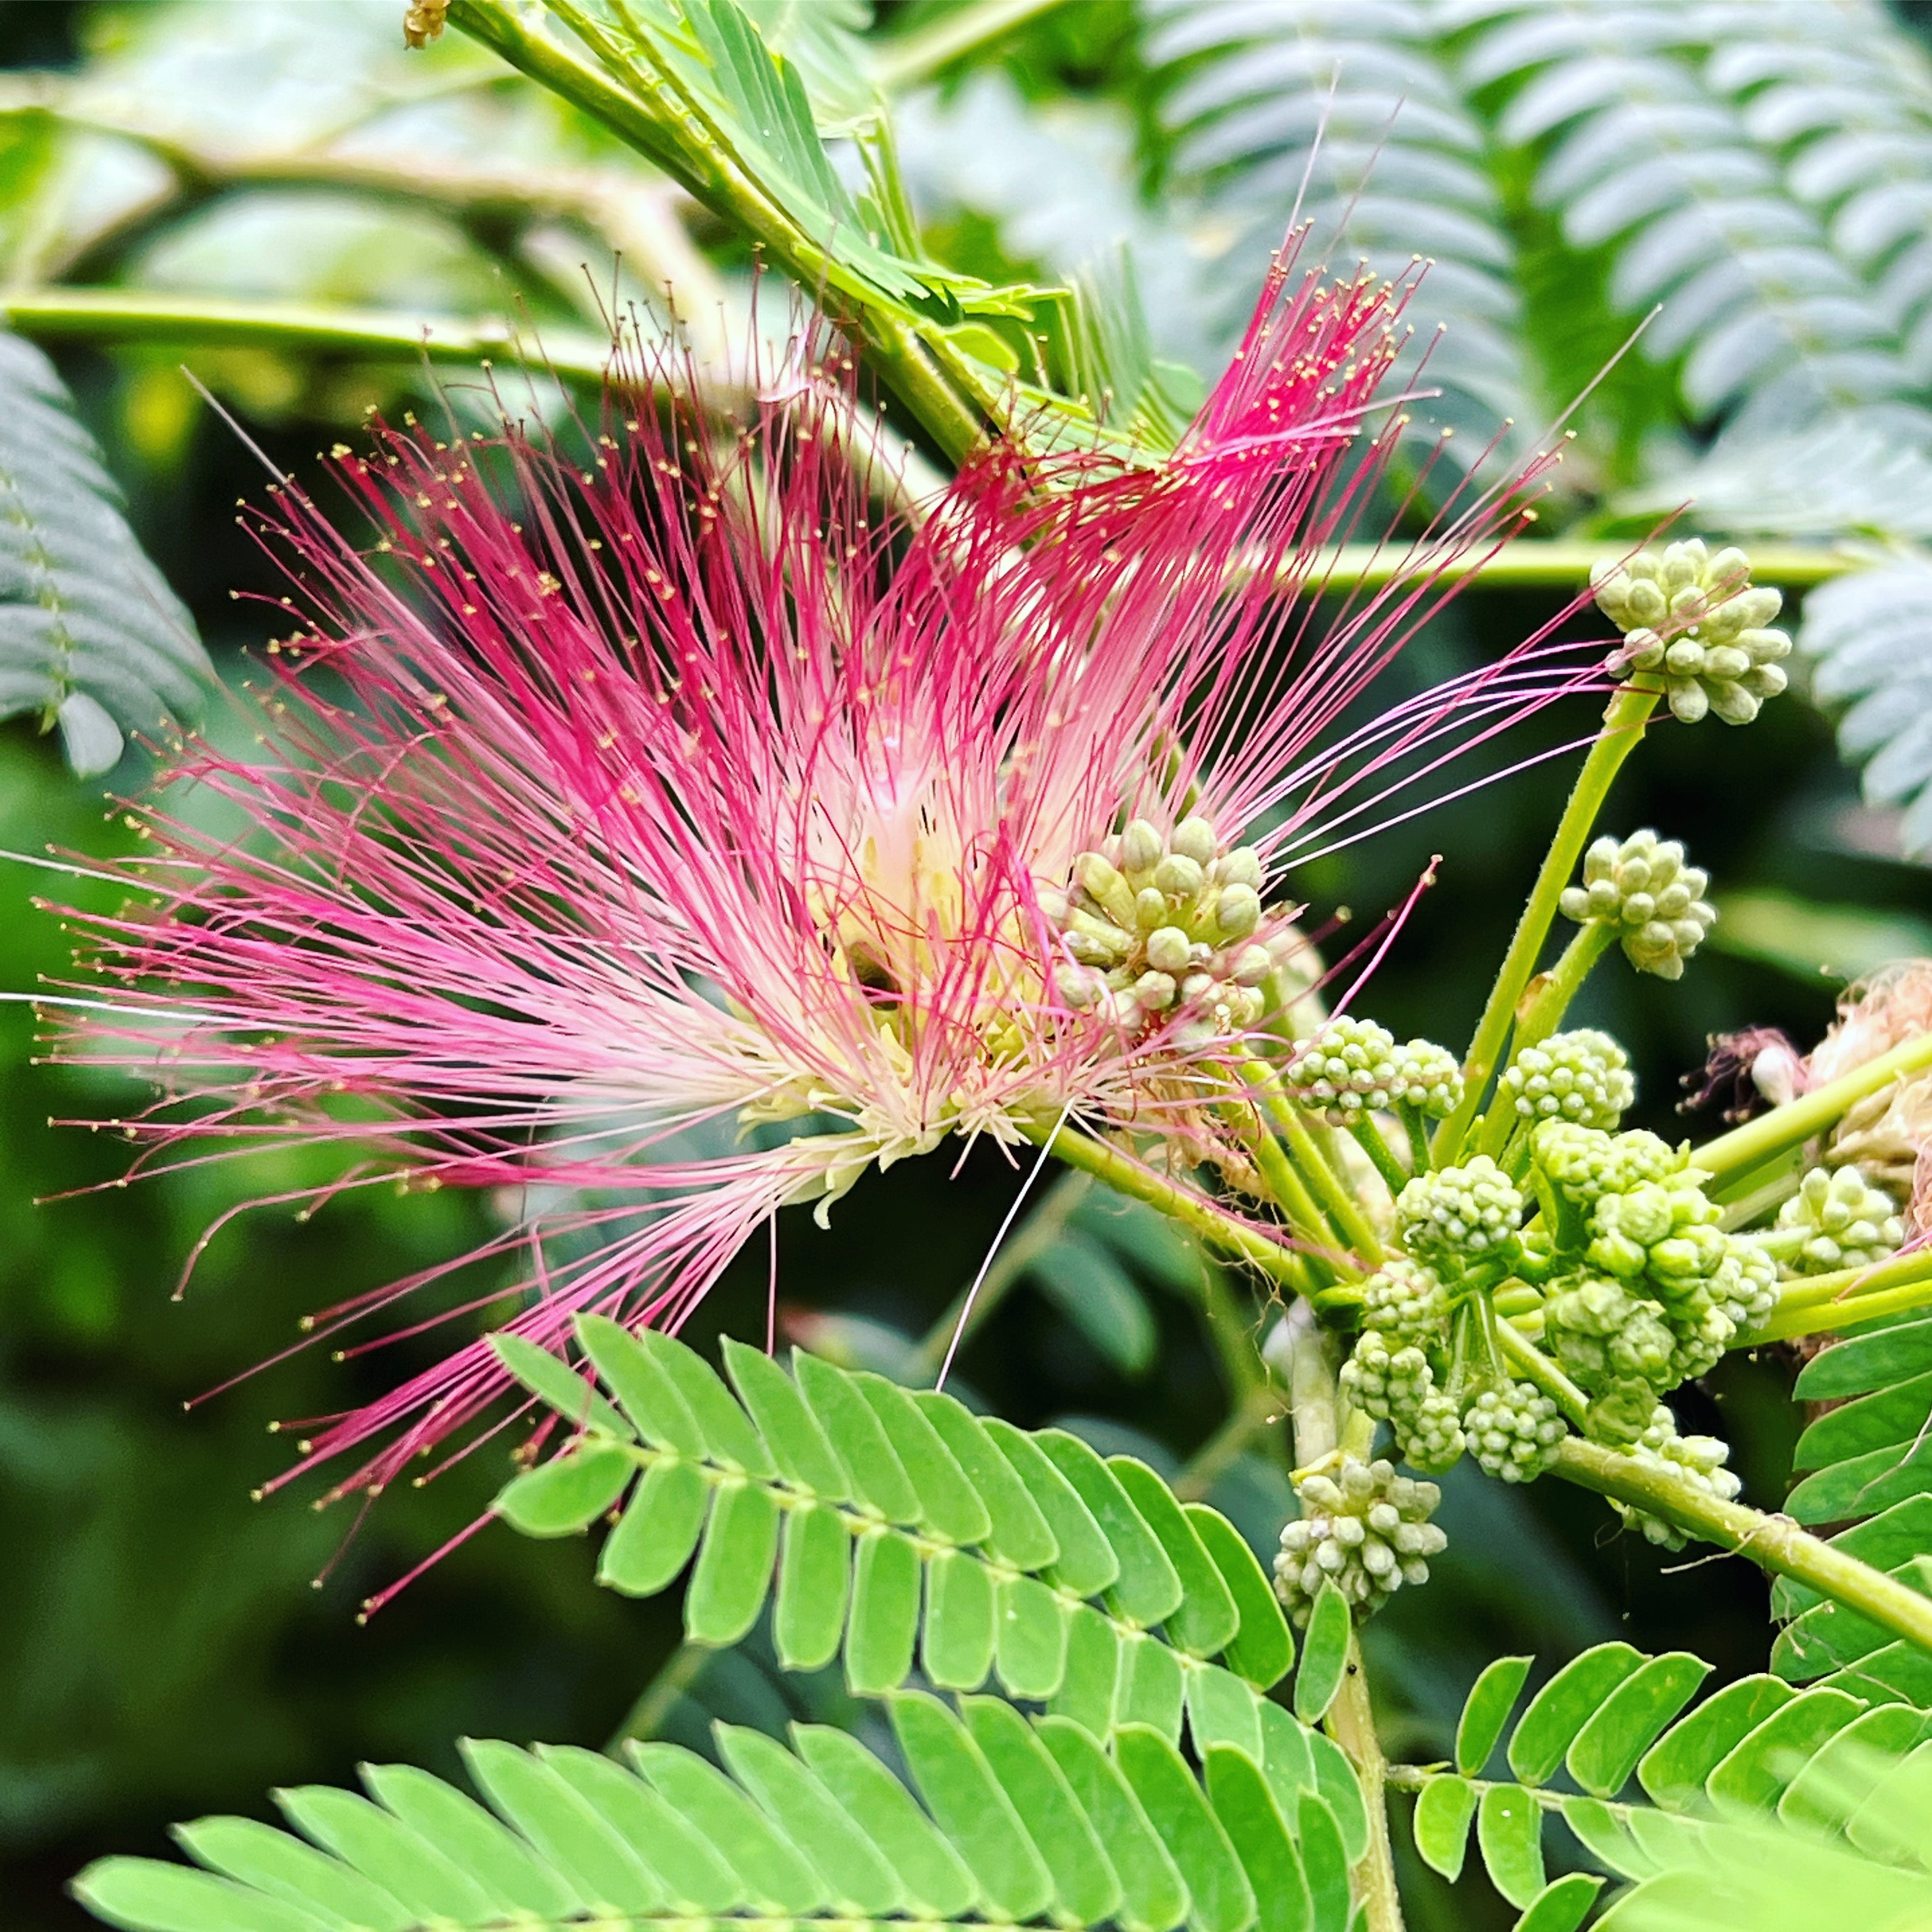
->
(0, 334), (210, 774)
(1798, 564), (1932, 859)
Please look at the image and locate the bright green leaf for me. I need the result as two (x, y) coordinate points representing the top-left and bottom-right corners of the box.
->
(1047, 1604), (1120, 1734)
(576, 1316), (703, 1456)
(540, 1746), (739, 1913)
(1476, 1783), (1545, 1910)
(1567, 1654), (1712, 1797)
(1183, 1504), (1293, 1690)
(984, 1419), (1117, 1598)
(1036, 1429), (1181, 1625)
(1637, 1675), (1796, 1810)
(628, 1742), (827, 1912)
(1293, 1793), (1351, 1932)
(1109, 1458), (1240, 1658)
(1186, 1663), (1263, 1762)
(722, 1338), (848, 1497)
(1114, 1723), (1257, 1932)
(167, 1818), (412, 1932)
(922, 1547), (995, 1691)
(597, 1457), (710, 1596)
(1457, 1656), (1533, 1775)
(844, 1527), (920, 1695)
(71, 1861), (330, 1932)
(1512, 1873), (1604, 1932)
(854, 1374), (992, 1545)
(1118, 1629), (1187, 1743)
(994, 1573), (1070, 1699)
(1293, 1583), (1350, 1725)
(1508, 1643), (1644, 1785)
(911, 1391), (1058, 1568)
(685, 1477), (780, 1646)
(772, 1499), (850, 1673)
(491, 1333), (634, 1442)
(1204, 1747), (1310, 1932)
(794, 1353), (922, 1523)
(460, 1739), (657, 1912)
(1035, 1717), (1189, 1932)
(1411, 1776), (1477, 1881)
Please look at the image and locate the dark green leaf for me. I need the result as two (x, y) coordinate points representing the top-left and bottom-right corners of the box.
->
(1777, 1703), (1932, 1835)
(1507, 1643), (1644, 1785)
(1036, 1716), (1189, 1932)
(1257, 1702), (1314, 1821)
(628, 1742), (827, 1912)
(1118, 1629), (1187, 1742)
(597, 1457), (710, 1596)
(712, 1725), (905, 1917)
(1109, 1458), (1240, 1658)
(1785, 1440), (1932, 1525)
(1029, 1232), (1157, 1375)
(720, 1338), (846, 1497)
(1476, 1783), (1545, 1910)
(844, 1527), (921, 1695)
(1457, 1656), (1534, 1776)
(576, 1316), (703, 1456)
(1115, 1724), (1257, 1932)
(790, 1724), (978, 1919)
(490, 1333), (634, 1442)
(685, 1478), (780, 1646)
(1036, 1429), (1182, 1625)
(1047, 1604), (1120, 1734)
(1557, 1797), (1653, 1880)
(460, 1739), (658, 1912)
(168, 1818), (412, 1932)
(887, 1691), (1054, 1921)
(854, 1374), (992, 1545)
(1822, 1639), (1932, 1707)
(922, 1547), (995, 1691)
(961, 1697), (1121, 1925)
(984, 1419), (1117, 1598)
(772, 1499), (850, 1674)
(994, 1574), (1070, 1699)
(1293, 1583), (1351, 1725)
(911, 1391), (1058, 1568)
(794, 1353), (922, 1523)
(1204, 1747), (1310, 1932)
(1183, 1504), (1293, 1689)
(1512, 1873), (1604, 1932)
(1793, 1313), (1932, 1399)
(1412, 1776), (1477, 1881)
(1793, 1371), (1932, 1469)
(1566, 1654), (1712, 1797)
(1636, 1676), (1796, 1810)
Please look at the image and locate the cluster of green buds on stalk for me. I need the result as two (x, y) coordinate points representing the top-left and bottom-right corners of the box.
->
(1242, 541), (1932, 1619)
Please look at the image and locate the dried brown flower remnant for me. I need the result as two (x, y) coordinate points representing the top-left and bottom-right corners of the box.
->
(402, 1), (447, 48)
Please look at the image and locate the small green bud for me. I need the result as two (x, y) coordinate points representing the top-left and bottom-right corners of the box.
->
(1274, 1457), (1446, 1622)
(1397, 1156), (1522, 1265)
(1462, 1382), (1566, 1483)
(1773, 1163), (1905, 1273)
(1154, 852), (1204, 899)
(1144, 926), (1191, 975)
(1170, 816), (1218, 868)
(1611, 1409), (1741, 1548)
(1387, 1038), (1465, 1118)
(1559, 830), (1716, 980)
(1284, 1017), (1400, 1125)
(1593, 540), (1787, 725)
(1401, 1392), (1468, 1474)
(1360, 1257), (1450, 1346)
(1501, 1027), (1633, 1130)
(1120, 819), (1164, 877)
(1533, 1121), (1686, 1206)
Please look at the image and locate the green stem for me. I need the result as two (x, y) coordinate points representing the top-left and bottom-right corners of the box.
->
(1291, 541), (1867, 593)
(1023, 1119), (1357, 1312)
(1495, 1321), (1590, 1429)
(1551, 1435), (1932, 1655)
(1473, 923), (1619, 1162)
(1349, 1117), (1410, 1197)
(1697, 1031), (1932, 1184)
(1436, 685), (1658, 1164)
(1743, 1267), (1932, 1345)
(908, 1170), (1090, 1381)
(1395, 1105), (1434, 1176)
(872, 0), (1071, 89)
(1324, 1634), (1405, 1932)
(1236, 1055), (1386, 1263)
(605, 1638), (710, 1750)
(1224, 1087), (1348, 1286)
(450, 0), (990, 467)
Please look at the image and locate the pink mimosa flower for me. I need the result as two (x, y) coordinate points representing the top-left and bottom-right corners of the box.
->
(56, 241), (1596, 1520)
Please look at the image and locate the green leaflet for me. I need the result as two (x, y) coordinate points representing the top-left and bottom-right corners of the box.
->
(461, 1741), (661, 1912)
(1508, 1644), (1645, 1783)
(492, 1323), (1293, 1724)
(166, 1816), (414, 1931)
(1565, 1654), (1711, 1797)
(1477, 1785), (1545, 1910)
(1292, 1582), (1350, 1725)
(1412, 1775), (1477, 1881)
(1456, 1656), (1532, 1775)
(1035, 1717), (1189, 1932)
(1114, 1723), (1257, 1932)
(1201, 1748), (1311, 1932)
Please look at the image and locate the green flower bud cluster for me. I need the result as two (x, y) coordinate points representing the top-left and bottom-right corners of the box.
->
(1610, 1407), (1742, 1549)
(1361, 1257), (1450, 1345)
(1273, 1457), (1447, 1623)
(1559, 830), (1717, 980)
(1463, 1382), (1567, 1483)
(1283, 1020), (1464, 1127)
(1773, 1164), (1905, 1274)
(1043, 815), (1290, 1039)
(1396, 1156), (1522, 1267)
(1500, 1028), (1635, 1129)
(1592, 539), (1790, 725)
(1533, 1121), (1685, 1206)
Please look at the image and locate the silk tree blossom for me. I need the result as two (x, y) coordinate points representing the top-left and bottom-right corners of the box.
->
(56, 241), (1599, 1514)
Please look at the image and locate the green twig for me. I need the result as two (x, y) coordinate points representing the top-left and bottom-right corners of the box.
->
(605, 1639), (710, 1751)
(1436, 684), (1658, 1164)
(1236, 1055), (1386, 1263)
(1349, 1118), (1410, 1197)
(1551, 1434), (1932, 1656)
(1742, 1266), (1932, 1345)
(1022, 1117), (1356, 1310)
(1325, 1633), (1406, 1932)
(1293, 541), (1869, 593)
(1697, 1031), (1932, 1184)
(1494, 1321), (1590, 1429)
(872, 0), (1072, 89)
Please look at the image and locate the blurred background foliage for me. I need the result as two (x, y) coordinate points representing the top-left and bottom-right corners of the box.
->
(3, 1), (1932, 1926)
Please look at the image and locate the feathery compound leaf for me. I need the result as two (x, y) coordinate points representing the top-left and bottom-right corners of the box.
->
(1799, 568), (1932, 860)
(0, 334), (209, 775)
